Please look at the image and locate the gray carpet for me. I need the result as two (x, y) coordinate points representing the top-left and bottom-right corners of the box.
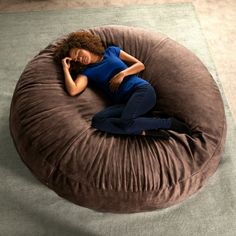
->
(1, 3), (236, 236)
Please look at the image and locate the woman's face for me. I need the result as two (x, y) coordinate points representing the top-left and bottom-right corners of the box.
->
(69, 48), (92, 65)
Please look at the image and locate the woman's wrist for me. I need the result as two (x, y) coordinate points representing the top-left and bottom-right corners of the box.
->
(122, 62), (145, 77)
(120, 70), (127, 77)
(63, 66), (69, 72)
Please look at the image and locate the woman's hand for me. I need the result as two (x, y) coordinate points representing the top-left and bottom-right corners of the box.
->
(109, 71), (126, 92)
(62, 57), (72, 70)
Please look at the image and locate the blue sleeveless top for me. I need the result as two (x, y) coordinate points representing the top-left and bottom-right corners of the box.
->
(81, 46), (149, 103)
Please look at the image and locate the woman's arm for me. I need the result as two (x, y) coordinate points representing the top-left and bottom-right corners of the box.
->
(109, 50), (145, 92)
(119, 50), (145, 76)
(62, 57), (88, 96)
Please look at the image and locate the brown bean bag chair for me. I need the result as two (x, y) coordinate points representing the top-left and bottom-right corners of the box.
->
(9, 25), (227, 213)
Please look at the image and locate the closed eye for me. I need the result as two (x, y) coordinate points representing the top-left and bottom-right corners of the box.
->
(75, 50), (79, 61)
(76, 49), (82, 61)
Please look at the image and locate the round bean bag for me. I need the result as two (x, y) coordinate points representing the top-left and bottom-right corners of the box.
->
(9, 25), (227, 213)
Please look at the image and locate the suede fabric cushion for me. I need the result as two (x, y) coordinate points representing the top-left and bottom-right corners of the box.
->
(9, 25), (226, 213)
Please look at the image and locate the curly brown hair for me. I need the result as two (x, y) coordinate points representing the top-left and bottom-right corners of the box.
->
(53, 31), (105, 77)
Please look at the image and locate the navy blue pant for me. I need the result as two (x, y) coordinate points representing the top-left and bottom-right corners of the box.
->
(91, 84), (171, 135)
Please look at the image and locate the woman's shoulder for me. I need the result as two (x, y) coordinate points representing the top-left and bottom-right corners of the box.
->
(105, 45), (121, 56)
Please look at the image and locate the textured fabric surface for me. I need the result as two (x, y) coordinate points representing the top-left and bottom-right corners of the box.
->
(1, 3), (236, 235)
(9, 25), (226, 213)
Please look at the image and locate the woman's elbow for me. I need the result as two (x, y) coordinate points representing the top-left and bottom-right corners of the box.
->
(68, 88), (80, 97)
(69, 91), (78, 97)
(69, 87), (86, 97)
(140, 62), (145, 71)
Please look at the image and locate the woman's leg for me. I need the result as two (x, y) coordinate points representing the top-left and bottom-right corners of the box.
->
(92, 84), (172, 135)
(91, 104), (129, 134)
(118, 85), (171, 131)
(92, 104), (125, 122)
(92, 84), (192, 136)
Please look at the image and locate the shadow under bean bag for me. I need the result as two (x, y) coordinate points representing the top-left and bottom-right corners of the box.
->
(9, 25), (227, 213)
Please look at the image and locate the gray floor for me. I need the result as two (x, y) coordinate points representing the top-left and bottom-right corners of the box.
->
(0, 0), (235, 122)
